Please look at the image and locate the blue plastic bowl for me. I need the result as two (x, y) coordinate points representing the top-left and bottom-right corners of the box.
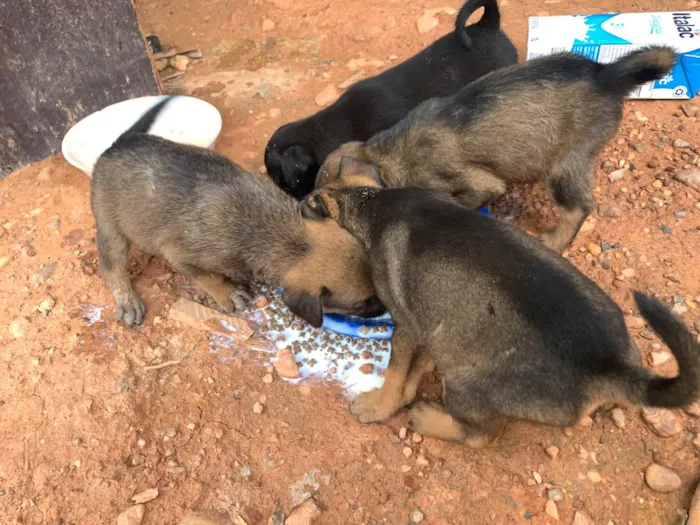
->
(322, 206), (490, 339)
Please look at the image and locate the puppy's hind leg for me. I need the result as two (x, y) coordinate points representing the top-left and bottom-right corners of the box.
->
(95, 217), (145, 326)
(541, 161), (596, 253)
(351, 325), (417, 423)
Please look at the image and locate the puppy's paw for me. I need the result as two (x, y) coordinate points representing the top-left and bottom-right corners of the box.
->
(115, 292), (146, 326)
(232, 285), (253, 311)
(408, 402), (466, 442)
(350, 389), (398, 424)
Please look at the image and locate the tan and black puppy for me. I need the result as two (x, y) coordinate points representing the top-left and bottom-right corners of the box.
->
(90, 98), (383, 327)
(314, 46), (676, 253)
(303, 187), (700, 445)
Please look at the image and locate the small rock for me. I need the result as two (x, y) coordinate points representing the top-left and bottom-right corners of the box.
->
(673, 139), (692, 149)
(359, 363), (374, 374)
(641, 407), (682, 437)
(409, 509), (425, 523)
(685, 401), (700, 418)
(621, 268), (636, 278)
(579, 415), (593, 427)
(676, 210), (688, 219)
(117, 505), (145, 525)
(673, 304), (688, 315)
(263, 374), (274, 384)
(587, 243), (602, 257)
(652, 351), (673, 366)
(608, 169), (626, 183)
(635, 111), (648, 122)
(562, 427), (574, 437)
(573, 512), (594, 525)
(412, 433), (423, 444)
(611, 408), (626, 429)
(132, 488), (159, 504)
(314, 84), (339, 107)
(137, 438), (146, 448)
(36, 297), (55, 315)
(648, 158), (660, 168)
(273, 348), (300, 379)
(533, 471), (543, 484)
(415, 454), (429, 467)
(0, 256), (9, 269)
(165, 427), (178, 439)
(664, 273), (682, 284)
(624, 315), (645, 329)
(253, 402), (264, 414)
(598, 204), (622, 218)
(262, 18), (276, 31)
(545, 500), (559, 521)
(22, 244), (37, 257)
(674, 168), (700, 192)
(130, 454), (146, 466)
(399, 427), (408, 440)
(681, 102), (698, 118)
(645, 463), (682, 493)
(548, 488), (564, 502)
(171, 55), (190, 71)
(402, 447), (413, 458)
(9, 317), (30, 339)
(32, 262), (57, 283)
(587, 471), (602, 483)
(546, 446), (559, 459)
(661, 225), (673, 235)
(285, 498), (321, 525)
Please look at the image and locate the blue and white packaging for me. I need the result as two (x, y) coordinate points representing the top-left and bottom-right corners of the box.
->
(526, 12), (700, 99)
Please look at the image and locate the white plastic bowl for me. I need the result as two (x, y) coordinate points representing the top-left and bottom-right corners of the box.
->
(62, 95), (222, 176)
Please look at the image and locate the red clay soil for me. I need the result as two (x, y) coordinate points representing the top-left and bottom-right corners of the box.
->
(1, 0), (700, 524)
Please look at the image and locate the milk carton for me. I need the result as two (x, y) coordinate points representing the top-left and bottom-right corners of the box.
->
(526, 12), (700, 99)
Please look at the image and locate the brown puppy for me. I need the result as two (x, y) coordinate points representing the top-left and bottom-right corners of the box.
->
(303, 187), (700, 445)
(91, 98), (383, 327)
(313, 46), (676, 253)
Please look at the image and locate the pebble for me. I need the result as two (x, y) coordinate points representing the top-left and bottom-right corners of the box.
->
(611, 407), (626, 429)
(562, 427), (574, 437)
(171, 55), (190, 71)
(587, 243), (602, 256)
(409, 509), (425, 523)
(624, 315), (645, 329)
(132, 488), (159, 504)
(130, 454), (145, 466)
(402, 447), (413, 458)
(587, 471), (602, 483)
(673, 304), (688, 315)
(608, 169), (625, 183)
(253, 402), (264, 414)
(579, 415), (593, 427)
(648, 157), (660, 168)
(0, 256), (9, 269)
(676, 210), (688, 219)
(685, 401), (700, 418)
(32, 262), (57, 283)
(641, 407), (682, 437)
(415, 454), (429, 467)
(22, 244), (37, 257)
(533, 471), (543, 484)
(262, 18), (276, 31)
(137, 438), (146, 448)
(548, 488), (564, 502)
(273, 348), (300, 379)
(652, 351), (672, 367)
(359, 363), (374, 374)
(399, 427), (408, 440)
(673, 139), (692, 149)
(117, 505), (145, 525)
(621, 268), (636, 278)
(37, 297), (55, 315)
(263, 374), (274, 384)
(412, 433), (423, 444)
(314, 84), (339, 107)
(545, 500), (559, 521)
(285, 498), (321, 525)
(545, 446), (559, 459)
(9, 318), (30, 339)
(681, 102), (698, 118)
(645, 463), (682, 493)
(661, 225), (672, 234)
(598, 204), (622, 218)
(165, 427), (178, 439)
(634, 111), (648, 122)
(674, 168), (700, 192)
(573, 512), (595, 525)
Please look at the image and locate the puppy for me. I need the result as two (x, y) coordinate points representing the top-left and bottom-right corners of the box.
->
(264, 0), (517, 199)
(90, 97), (383, 327)
(314, 46), (677, 253)
(303, 187), (700, 445)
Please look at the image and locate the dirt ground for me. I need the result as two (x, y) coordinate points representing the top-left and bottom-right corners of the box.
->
(2, 0), (700, 523)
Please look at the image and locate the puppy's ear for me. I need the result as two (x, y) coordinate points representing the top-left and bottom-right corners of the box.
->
(339, 156), (383, 186)
(301, 193), (330, 220)
(283, 288), (325, 328)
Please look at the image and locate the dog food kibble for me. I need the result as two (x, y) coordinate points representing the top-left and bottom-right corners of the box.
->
(359, 363), (374, 374)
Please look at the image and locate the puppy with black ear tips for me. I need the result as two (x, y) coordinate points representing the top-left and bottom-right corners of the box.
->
(304, 187), (700, 445)
(313, 46), (677, 253)
(265, 0), (517, 199)
(90, 97), (382, 328)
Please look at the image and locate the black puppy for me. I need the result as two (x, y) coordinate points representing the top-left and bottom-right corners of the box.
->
(304, 187), (700, 445)
(90, 97), (383, 327)
(265, 0), (517, 198)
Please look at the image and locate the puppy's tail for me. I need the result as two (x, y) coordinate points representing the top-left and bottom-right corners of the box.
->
(113, 96), (174, 145)
(455, 0), (501, 51)
(595, 46), (676, 95)
(620, 291), (700, 408)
